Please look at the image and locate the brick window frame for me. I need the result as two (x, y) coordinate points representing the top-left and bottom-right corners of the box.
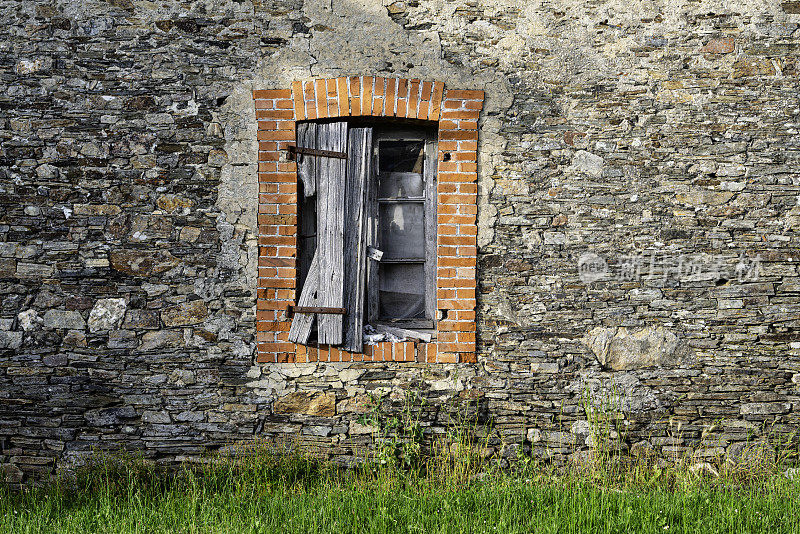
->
(253, 77), (483, 364)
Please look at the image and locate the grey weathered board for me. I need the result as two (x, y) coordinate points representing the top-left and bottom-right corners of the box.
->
(423, 135), (438, 324)
(288, 252), (319, 343)
(343, 127), (372, 353)
(296, 122), (317, 197)
(316, 121), (348, 344)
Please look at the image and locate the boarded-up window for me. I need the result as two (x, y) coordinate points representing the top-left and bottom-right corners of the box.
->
(289, 122), (437, 351)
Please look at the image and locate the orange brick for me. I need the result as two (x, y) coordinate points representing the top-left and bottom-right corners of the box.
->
(315, 79), (328, 118)
(454, 151), (477, 161)
(254, 89), (292, 99)
(396, 96), (407, 117)
(425, 343), (437, 363)
(437, 204), (459, 215)
(438, 256), (474, 267)
(374, 77), (386, 96)
(440, 130), (478, 141)
(337, 77), (349, 116)
(256, 352), (276, 363)
(258, 142), (278, 153)
(458, 246), (477, 256)
(437, 320), (475, 332)
(458, 331), (476, 343)
(407, 79), (420, 119)
(261, 277), (295, 289)
(326, 79), (339, 116)
(429, 81), (445, 121)
(397, 78), (408, 98)
(260, 342), (294, 352)
(451, 310), (476, 321)
(440, 110), (480, 120)
(456, 289), (476, 299)
(406, 342), (416, 361)
(437, 299), (473, 311)
(439, 193), (476, 205)
(458, 183), (478, 194)
(438, 332), (458, 343)
(292, 81), (305, 121)
(437, 172), (475, 183)
(438, 213), (476, 225)
(458, 140), (478, 151)
(418, 80), (432, 120)
(258, 153), (279, 163)
(397, 79), (408, 116)
(257, 130), (294, 141)
(362, 76), (373, 115)
(256, 109), (294, 120)
(385, 78), (397, 116)
(326, 78), (337, 98)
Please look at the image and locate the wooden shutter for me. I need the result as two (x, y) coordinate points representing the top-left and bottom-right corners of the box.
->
(288, 122), (320, 344)
(342, 128), (372, 352)
(315, 122), (348, 344)
(289, 122), (371, 350)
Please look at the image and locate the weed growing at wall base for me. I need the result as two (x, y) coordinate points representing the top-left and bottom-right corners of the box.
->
(2, 444), (800, 534)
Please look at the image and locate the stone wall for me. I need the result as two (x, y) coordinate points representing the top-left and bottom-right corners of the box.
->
(2, 0), (800, 485)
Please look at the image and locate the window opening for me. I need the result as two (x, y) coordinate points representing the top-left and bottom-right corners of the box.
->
(289, 120), (437, 352)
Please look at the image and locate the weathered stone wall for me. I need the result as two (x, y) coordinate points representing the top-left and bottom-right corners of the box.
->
(2, 0), (800, 485)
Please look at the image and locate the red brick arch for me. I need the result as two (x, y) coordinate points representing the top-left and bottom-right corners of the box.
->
(253, 77), (483, 363)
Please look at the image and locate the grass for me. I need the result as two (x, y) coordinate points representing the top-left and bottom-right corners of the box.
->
(3, 392), (799, 533)
(2, 444), (800, 534)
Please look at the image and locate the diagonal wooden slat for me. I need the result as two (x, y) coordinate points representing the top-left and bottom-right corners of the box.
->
(288, 252), (319, 344)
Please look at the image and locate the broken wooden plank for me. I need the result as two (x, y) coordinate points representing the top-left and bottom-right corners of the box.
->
(343, 127), (372, 353)
(373, 324), (432, 343)
(316, 121), (348, 345)
(288, 252), (319, 344)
